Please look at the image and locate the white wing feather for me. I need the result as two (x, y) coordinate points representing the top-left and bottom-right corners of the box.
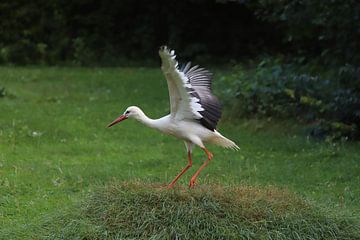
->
(159, 46), (203, 120)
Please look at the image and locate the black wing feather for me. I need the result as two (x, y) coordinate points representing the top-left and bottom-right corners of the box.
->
(183, 62), (222, 131)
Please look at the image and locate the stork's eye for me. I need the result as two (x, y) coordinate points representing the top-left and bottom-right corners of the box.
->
(125, 111), (130, 114)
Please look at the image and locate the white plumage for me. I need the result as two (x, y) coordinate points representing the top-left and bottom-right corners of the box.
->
(108, 46), (239, 188)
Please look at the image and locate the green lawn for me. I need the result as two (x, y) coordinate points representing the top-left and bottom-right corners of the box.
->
(0, 66), (359, 238)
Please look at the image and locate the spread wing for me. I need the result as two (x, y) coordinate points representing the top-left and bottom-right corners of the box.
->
(159, 46), (222, 131)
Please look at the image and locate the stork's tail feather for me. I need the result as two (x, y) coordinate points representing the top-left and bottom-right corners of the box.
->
(210, 131), (240, 151)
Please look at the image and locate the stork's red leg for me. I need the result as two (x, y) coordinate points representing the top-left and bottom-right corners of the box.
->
(189, 147), (213, 188)
(167, 151), (193, 189)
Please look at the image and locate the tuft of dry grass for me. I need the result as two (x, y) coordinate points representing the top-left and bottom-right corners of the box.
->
(37, 181), (360, 240)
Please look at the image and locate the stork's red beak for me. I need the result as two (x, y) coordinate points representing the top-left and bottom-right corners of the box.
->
(107, 115), (127, 128)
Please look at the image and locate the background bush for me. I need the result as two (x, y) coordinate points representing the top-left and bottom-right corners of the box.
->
(220, 60), (360, 140)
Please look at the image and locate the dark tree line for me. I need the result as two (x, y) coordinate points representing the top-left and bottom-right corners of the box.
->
(2, 0), (359, 65)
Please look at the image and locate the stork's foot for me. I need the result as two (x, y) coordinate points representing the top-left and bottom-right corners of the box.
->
(189, 178), (197, 188)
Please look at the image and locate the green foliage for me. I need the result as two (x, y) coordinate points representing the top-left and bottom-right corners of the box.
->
(0, 0), (281, 65)
(72, 37), (95, 66)
(220, 59), (360, 139)
(37, 182), (360, 239)
(0, 86), (5, 97)
(1, 0), (359, 66)
(252, 0), (360, 64)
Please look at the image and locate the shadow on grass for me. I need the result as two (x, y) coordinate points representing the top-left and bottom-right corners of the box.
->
(37, 182), (359, 239)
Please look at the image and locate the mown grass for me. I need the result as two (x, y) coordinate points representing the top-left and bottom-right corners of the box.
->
(1, 66), (360, 239)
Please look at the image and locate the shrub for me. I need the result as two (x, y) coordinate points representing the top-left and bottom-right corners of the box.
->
(0, 87), (5, 98)
(219, 59), (360, 140)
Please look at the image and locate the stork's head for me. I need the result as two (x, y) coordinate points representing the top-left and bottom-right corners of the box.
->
(107, 106), (143, 127)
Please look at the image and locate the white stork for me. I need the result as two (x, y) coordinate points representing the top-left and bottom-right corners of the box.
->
(108, 46), (239, 188)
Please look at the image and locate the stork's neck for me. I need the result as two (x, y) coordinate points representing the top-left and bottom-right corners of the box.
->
(134, 109), (161, 130)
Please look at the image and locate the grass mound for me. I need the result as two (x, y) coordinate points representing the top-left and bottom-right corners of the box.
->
(41, 182), (359, 239)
